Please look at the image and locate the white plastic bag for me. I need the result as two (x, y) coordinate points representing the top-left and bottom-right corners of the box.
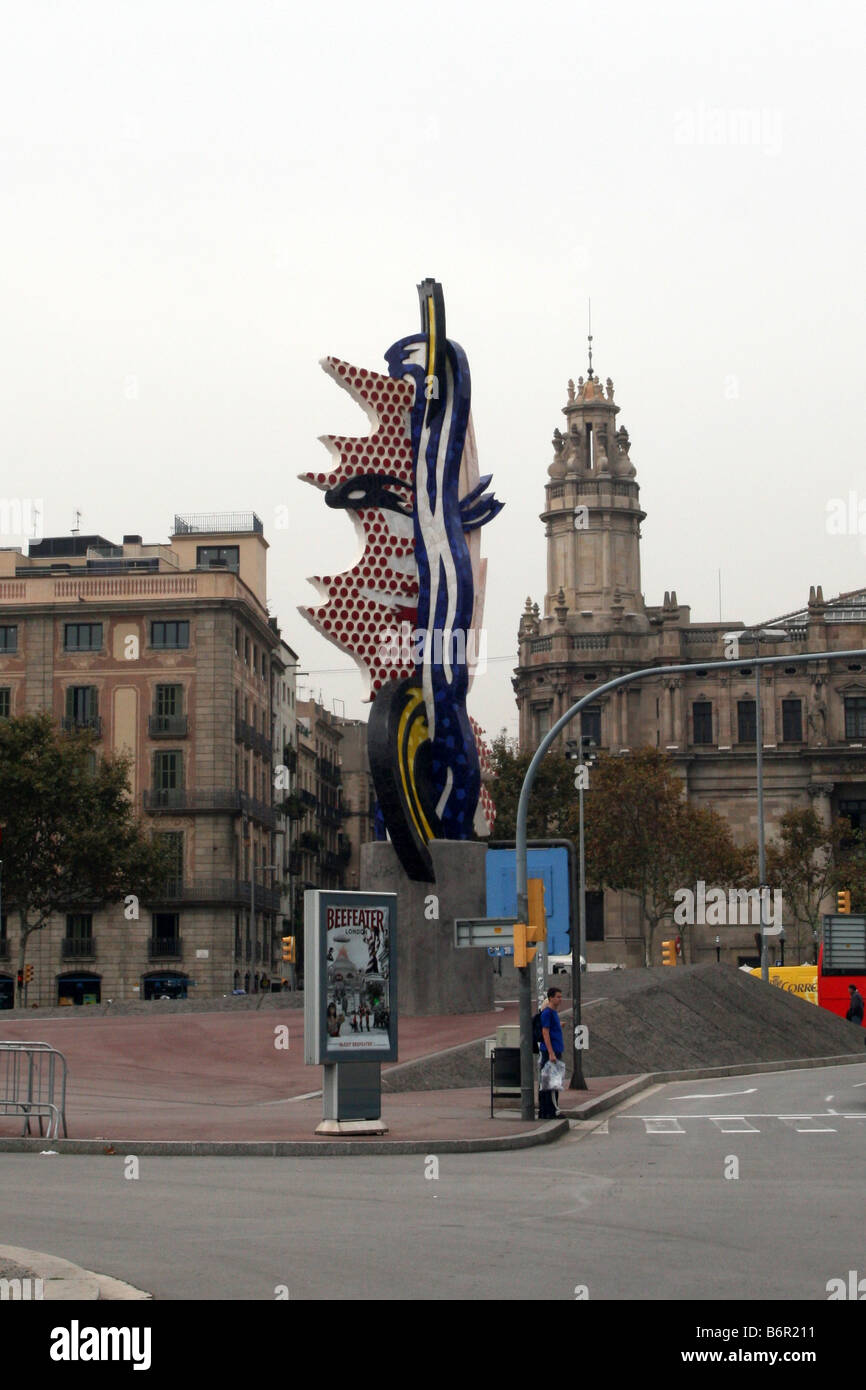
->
(540, 1060), (565, 1091)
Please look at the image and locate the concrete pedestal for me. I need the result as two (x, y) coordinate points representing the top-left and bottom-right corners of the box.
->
(316, 1062), (388, 1134)
(360, 839), (493, 1016)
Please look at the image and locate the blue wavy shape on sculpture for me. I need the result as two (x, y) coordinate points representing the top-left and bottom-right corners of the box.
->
(383, 319), (491, 839)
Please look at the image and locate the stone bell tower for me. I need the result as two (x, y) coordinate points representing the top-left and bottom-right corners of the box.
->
(543, 364), (646, 627)
(515, 345), (658, 753)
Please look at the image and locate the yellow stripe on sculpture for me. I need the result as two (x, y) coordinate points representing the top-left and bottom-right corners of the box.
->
(397, 686), (434, 844)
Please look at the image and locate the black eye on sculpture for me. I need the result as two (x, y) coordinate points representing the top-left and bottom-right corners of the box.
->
(325, 475), (413, 517)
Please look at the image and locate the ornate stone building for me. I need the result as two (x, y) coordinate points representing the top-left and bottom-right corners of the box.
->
(514, 362), (866, 967)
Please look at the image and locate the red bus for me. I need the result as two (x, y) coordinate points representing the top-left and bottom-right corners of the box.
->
(817, 914), (866, 1021)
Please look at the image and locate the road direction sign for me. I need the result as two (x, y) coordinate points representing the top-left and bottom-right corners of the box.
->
(454, 917), (517, 949)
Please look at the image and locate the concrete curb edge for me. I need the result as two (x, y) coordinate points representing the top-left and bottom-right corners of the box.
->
(0, 1244), (152, 1301)
(0, 1118), (569, 1158)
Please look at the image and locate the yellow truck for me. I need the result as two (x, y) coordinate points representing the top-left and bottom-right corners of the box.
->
(748, 963), (817, 1004)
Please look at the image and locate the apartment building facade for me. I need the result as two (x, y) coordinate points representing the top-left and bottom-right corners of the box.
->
(0, 513), (290, 1005)
(333, 718), (376, 891)
(295, 699), (348, 893)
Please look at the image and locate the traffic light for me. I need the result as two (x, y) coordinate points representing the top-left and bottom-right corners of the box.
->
(24, 965), (33, 984)
(513, 878), (546, 968)
(837, 889), (852, 915)
(16, 969), (23, 988)
(281, 936), (295, 963)
(661, 939), (677, 966)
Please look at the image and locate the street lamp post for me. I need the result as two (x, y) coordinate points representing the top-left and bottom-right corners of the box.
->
(514, 645), (866, 1121)
(566, 736), (596, 975)
(715, 936), (721, 964)
(576, 737), (597, 973)
(779, 927), (786, 967)
(723, 628), (787, 983)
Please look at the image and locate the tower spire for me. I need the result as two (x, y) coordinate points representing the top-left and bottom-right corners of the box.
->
(586, 297), (593, 380)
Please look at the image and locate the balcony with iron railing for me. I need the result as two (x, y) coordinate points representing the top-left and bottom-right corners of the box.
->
(142, 788), (276, 828)
(174, 512), (263, 535)
(235, 719), (273, 758)
(148, 714), (189, 737)
(62, 937), (96, 959)
(241, 793), (278, 829)
(61, 716), (102, 737)
(144, 788), (243, 814)
(148, 937), (183, 960)
(146, 879), (281, 912)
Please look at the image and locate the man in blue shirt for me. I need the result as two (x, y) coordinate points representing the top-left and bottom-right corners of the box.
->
(539, 986), (565, 1118)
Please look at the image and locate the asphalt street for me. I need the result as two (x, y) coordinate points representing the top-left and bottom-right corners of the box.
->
(2, 1061), (864, 1300)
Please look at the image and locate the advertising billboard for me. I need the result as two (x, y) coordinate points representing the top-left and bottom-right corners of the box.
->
(304, 890), (398, 1064)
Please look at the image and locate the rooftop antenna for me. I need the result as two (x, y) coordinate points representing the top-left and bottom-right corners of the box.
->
(587, 297), (594, 380)
(31, 504), (41, 538)
(72, 509), (81, 535)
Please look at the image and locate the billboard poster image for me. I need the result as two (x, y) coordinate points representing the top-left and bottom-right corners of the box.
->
(305, 890), (398, 1064)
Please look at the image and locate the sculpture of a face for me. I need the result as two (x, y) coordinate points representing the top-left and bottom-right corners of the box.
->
(299, 281), (502, 881)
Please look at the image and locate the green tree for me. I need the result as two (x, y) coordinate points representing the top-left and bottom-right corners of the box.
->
(0, 714), (174, 988)
(487, 733), (576, 839)
(765, 807), (866, 964)
(578, 749), (749, 966)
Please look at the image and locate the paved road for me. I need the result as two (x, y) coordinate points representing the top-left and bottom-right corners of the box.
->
(3, 1062), (864, 1300)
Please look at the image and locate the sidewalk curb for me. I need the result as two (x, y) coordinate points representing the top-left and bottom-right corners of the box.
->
(561, 1052), (866, 1120)
(0, 1118), (569, 1158)
(0, 1245), (151, 1300)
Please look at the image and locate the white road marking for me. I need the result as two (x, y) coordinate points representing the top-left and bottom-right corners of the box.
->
(711, 1117), (760, 1133)
(852, 1082), (866, 1088)
(779, 1116), (837, 1132)
(623, 1110), (842, 1121)
(674, 1088), (757, 1100)
(643, 1118), (685, 1133)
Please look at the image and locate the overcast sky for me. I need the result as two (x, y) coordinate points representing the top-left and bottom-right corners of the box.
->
(2, 0), (864, 740)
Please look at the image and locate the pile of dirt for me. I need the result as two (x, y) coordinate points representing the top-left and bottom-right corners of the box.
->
(383, 964), (866, 1090)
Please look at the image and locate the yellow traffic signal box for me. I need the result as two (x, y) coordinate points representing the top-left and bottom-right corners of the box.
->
(837, 889), (852, 915)
(281, 937), (295, 963)
(661, 939), (677, 966)
(513, 878), (546, 968)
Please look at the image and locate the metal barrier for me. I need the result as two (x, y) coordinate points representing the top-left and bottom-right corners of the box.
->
(0, 1042), (68, 1139)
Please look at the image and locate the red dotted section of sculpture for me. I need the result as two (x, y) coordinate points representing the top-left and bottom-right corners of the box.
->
(305, 358), (415, 501)
(300, 358), (419, 695)
(470, 716), (497, 831)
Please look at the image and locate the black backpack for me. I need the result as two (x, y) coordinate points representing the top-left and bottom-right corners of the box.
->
(531, 1010), (545, 1055)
